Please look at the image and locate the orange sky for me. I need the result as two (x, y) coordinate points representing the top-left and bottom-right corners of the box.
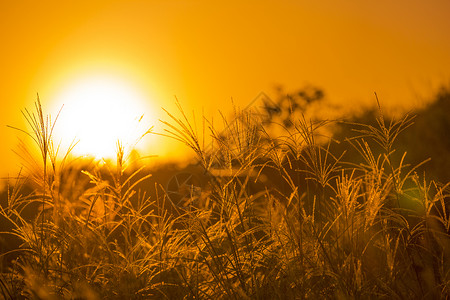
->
(1, 0), (450, 177)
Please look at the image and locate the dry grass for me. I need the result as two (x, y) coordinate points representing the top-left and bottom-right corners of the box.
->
(0, 97), (449, 299)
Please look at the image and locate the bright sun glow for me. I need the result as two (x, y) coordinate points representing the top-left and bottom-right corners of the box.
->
(50, 74), (154, 160)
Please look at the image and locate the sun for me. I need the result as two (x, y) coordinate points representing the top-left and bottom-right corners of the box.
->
(49, 74), (154, 160)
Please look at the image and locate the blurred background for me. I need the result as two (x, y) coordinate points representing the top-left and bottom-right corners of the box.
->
(1, 0), (449, 182)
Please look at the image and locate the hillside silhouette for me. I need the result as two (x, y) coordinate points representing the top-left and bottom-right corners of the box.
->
(333, 86), (450, 184)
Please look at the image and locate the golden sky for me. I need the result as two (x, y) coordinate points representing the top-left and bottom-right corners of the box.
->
(1, 0), (450, 176)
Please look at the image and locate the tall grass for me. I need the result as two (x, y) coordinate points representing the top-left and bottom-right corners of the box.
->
(1, 97), (449, 299)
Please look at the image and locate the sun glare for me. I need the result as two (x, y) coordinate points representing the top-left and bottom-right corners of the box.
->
(50, 75), (154, 160)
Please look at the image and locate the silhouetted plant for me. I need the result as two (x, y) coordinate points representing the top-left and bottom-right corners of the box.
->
(1, 91), (449, 299)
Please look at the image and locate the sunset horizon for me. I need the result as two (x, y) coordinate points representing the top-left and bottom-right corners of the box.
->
(1, 1), (449, 298)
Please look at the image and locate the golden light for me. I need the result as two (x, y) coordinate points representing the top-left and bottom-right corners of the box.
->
(49, 74), (155, 160)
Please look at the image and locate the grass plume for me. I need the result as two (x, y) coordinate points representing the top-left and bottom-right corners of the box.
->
(0, 95), (449, 299)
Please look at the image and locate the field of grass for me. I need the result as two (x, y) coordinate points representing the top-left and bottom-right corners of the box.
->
(1, 96), (449, 299)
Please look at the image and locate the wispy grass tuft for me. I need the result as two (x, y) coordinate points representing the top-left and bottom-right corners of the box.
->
(0, 95), (449, 299)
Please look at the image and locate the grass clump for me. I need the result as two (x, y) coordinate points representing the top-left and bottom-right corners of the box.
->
(0, 96), (449, 299)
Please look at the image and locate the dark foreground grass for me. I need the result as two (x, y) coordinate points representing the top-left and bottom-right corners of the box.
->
(0, 97), (449, 299)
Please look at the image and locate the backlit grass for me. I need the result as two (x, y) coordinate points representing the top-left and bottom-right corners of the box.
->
(1, 97), (449, 299)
